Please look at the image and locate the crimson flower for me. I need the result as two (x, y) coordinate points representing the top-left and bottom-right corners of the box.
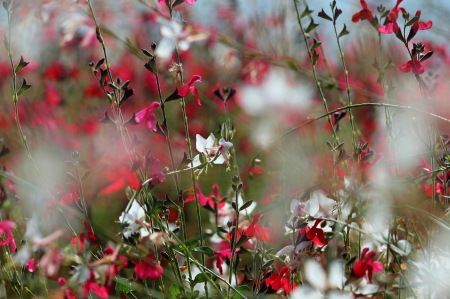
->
(352, 0), (373, 23)
(178, 75), (202, 105)
(0, 220), (16, 252)
(411, 10), (432, 34)
(185, 184), (226, 210)
(213, 241), (236, 275)
(82, 270), (109, 299)
(245, 213), (270, 242)
(71, 220), (99, 251)
(263, 266), (296, 294)
(379, 12), (400, 35)
(135, 102), (161, 131)
(134, 250), (164, 280)
(297, 219), (327, 246)
(351, 248), (383, 283)
(399, 56), (425, 74)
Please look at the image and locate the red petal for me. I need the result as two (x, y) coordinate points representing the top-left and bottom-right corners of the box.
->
(418, 20), (432, 30)
(190, 86), (201, 106)
(351, 12), (361, 23)
(399, 60), (413, 73)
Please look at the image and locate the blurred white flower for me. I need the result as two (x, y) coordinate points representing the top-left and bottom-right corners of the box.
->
(119, 200), (149, 238)
(292, 259), (354, 299)
(156, 19), (208, 59)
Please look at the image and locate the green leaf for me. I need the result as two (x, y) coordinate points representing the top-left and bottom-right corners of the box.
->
(317, 9), (332, 21)
(17, 78), (32, 96)
(305, 19), (319, 33)
(239, 200), (253, 211)
(338, 24), (349, 38)
(193, 246), (214, 257)
(95, 58), (105, 70)
(169, 284), (181, 298)
(405, 15), (420, 27)
(312, 51), (320, 66)
(14, 56), (29, 73)
(310, 38), (322, 52)
(300, 5), (313, 18)
(115, 277), (134, 293)
(192, 273), (215, 285)
(231, 285), (250, 299)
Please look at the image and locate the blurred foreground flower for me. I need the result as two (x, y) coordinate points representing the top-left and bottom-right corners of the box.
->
(156, 20), (207, 59)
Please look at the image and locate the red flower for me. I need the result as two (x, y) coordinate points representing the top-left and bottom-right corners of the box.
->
(399, 56), (425, 74)
(245, 213), (270, 242)
(0, 220), (16, 253)
(82, 270), (109, 299)
(100, 168), (141, 194)
(134, 250), (164, 280)
(135, 102), (161, 131)
(185, 184), (226, 210)
(352, 0), (373, 23)
(263, 266), (296, 294)
(178, 75), (202, 105)
(71, 221), (98, 251)
(352, 248), (384, 283)
(411, 10), (432, 34)
(379, 12), (400, 35)
(297, 219), (327, 246)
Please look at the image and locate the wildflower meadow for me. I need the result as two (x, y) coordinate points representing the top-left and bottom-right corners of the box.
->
(1, 0), (450, 298)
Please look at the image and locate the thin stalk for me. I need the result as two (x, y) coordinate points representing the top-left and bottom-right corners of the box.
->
(227, 189), (240, 297)
(293, 1), (339, 144)
(168, 5), (207, 296)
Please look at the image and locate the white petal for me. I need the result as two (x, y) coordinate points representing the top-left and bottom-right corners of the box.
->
(206, 133), (216, 148)
(275, 245), (294, 257)
(291, 286), (321, 299)
(305, 259), (327, 293)
(156, 38), (176, 59)
(328, 291), (355, 299)
(396, 240), (412, 256)
(178, 40), (190, 51)
(295, 241), (311, 251)
(196, 134), (208, 153)
(192, 155), (201, 167)
(304, 196), (319, 216)
(328, 260), (345, 289)
(213, 155), (225, 164)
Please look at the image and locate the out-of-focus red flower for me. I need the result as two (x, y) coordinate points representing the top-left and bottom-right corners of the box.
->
(178, 75), (202, 105)
(135, 102), (161, 131)
(352, 0), (373, 23)
(351, 248), (383, 283)
(82, 270), (109, 299)
(134, 250), (164, 280)
(39, 249), (63, 277)
(399, 56), (425, 74)
(71, 220), (98, 251)
(0, 220), (16, 252)
(54, 182), (79, 206)
(100, 167), (141, 194)
(245, 213), (270, 242)
(213, 241), (236, 275)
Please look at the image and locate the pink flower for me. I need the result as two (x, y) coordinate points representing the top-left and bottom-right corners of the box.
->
(399, 56), (425, 74)
(178, 75), (202, 105)
(134, 250), (164, 280)
(352, 0), (373, 23)
(0, 220), (16, 253)
(185, 184), (226, 210)
(379, 12), (400, 35)
(352, 248), (384, 283)
(411, 10), (432, 33)
(135, 102), (161, 131)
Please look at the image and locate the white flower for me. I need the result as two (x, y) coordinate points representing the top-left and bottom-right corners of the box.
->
(292, 259), (354, 299)
(192, 133), (233, 167)
(156, 19), (208, 60)
(119, 200), (149, 238)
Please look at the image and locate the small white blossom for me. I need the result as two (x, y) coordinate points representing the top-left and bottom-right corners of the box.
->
(119, 200), (149, 238)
